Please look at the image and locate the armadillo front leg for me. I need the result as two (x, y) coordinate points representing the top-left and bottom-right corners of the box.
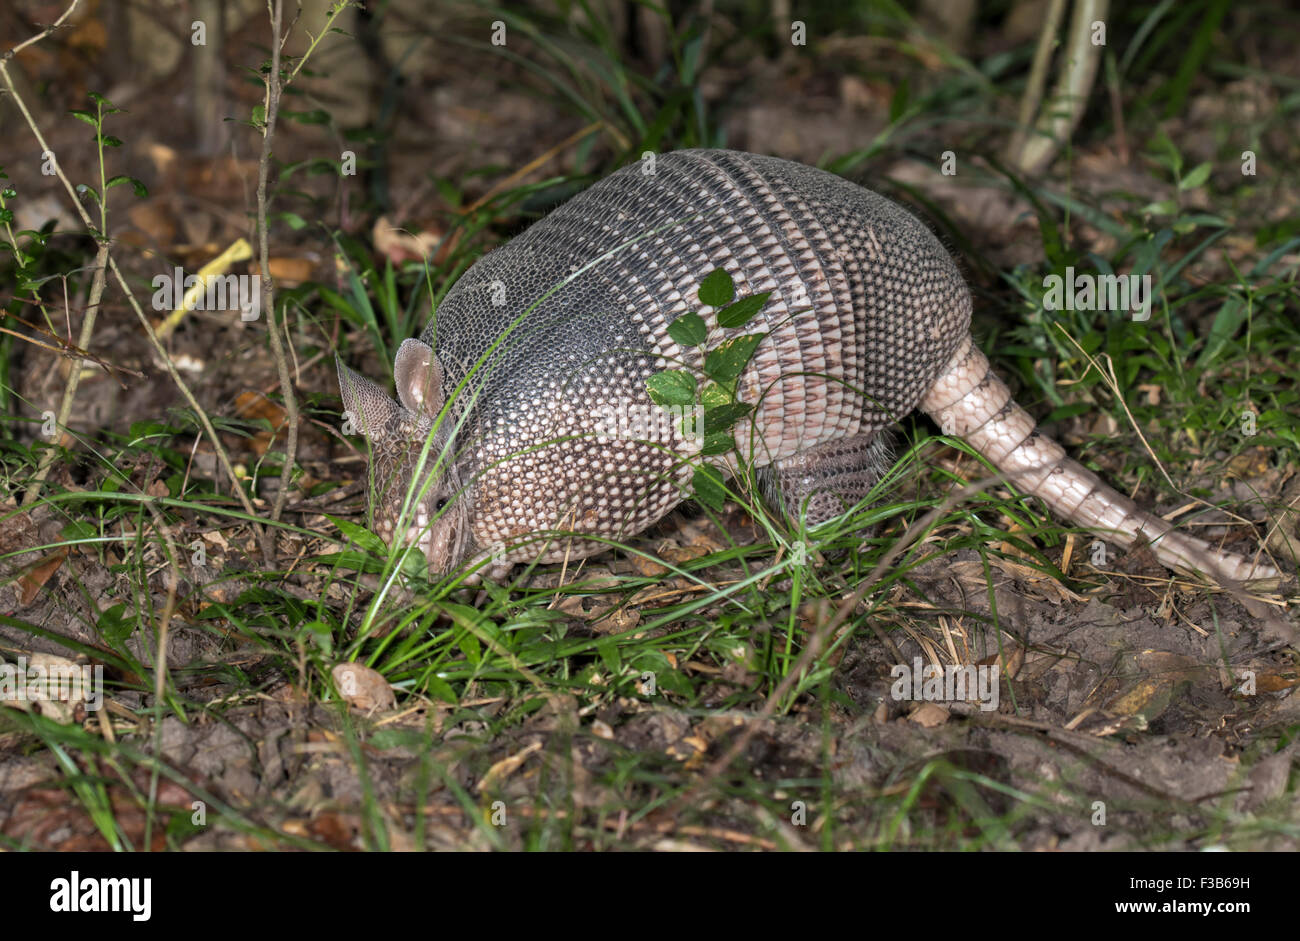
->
(764, 432), (893, 527)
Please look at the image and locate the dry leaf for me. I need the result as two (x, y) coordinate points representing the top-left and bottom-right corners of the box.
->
(555, 595), (587, 618)
(1224, 446), (1271, 480)
(1104, 651), (1199, 722)
(662, 543), (710, 564)
(267, 256), (315, 285)
(628, 554), (668, 577)
(331, 663), (396, 712)
(1253, 670), (1300, 694)
(373, 215), (451, 265)
(593, 607), (640, 634)
(978, 644), (1025, 680)
(127, 199), (178, 246)
(0, 652), (91, 724)
(234, 391), (288, 455)
(477, 741), (543, 793)
(145, 142), (178, 180)
(1136, 383), (1162, 407)
(18, 548), (68, 606)
(908, 702), (951, 727)
(667, 734), (709, 764)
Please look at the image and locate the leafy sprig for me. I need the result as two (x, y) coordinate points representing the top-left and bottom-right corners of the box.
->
(646, 267), (771, 510)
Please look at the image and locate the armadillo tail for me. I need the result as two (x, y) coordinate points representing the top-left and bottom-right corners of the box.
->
(920, 336), (1278, 583)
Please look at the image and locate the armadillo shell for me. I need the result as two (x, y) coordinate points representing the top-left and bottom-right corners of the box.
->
(425, 150), (970, 558)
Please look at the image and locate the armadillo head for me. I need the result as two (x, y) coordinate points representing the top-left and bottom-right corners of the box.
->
(336, 339), (471, 576)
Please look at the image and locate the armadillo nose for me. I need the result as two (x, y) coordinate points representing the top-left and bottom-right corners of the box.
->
(401, 519), (437, 567)
(405, 520), (428, 549)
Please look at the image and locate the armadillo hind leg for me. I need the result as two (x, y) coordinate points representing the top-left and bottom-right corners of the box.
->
(760, 432), (893, 528)
(921, 336), (1278, 582)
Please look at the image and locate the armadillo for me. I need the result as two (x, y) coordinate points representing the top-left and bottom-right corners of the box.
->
(337, 149), (1277, 584)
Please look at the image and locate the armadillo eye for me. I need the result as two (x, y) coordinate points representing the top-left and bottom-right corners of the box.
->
(434, 498), (448, 512)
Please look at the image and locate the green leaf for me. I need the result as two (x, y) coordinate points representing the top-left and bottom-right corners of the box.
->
(697, 267), (735, 307)
(303, 620), (334, 655)
(97, 603), (135, 647)
(327, 514), (387, 555)
(1161, 0), (1229, 118)
(691, 466), (726, 511)
(716, 291), (771, 328)
(703, 402), (752, 434)
(700, 382), (731, 409)
(106, 175), (148, 197)
(704, 333), (766, 385)
(1146, 128), (1182, 176)
(276, 210), (309, 230)
(457, 630), (481, 665)
(87, 91), (122, 113)
(68, 109), (98, 127)
(667, 312), (707, 347)
(425, 675), (458, 704)
(1195, 296), (1248, 367)
(99, 134), (123, 148)
(1176, 213), (1227, 229)
(398, 545), (427, 579)
(1043, 401), (1096, 424)
(646, 370), (697, 408)
(889, 77), (910, 124)
(1140, 200), (1177, 216)
(281, 108), (330, 126)
(701, 432), (735, 456)
(62, 519), (98, 542)
(596, 637), (620, 674)
(1178, 162), (1212, 190)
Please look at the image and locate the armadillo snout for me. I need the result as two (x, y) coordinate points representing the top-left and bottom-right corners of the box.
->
(371, 444), (471, 576)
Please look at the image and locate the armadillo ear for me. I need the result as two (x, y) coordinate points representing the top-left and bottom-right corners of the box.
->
(393, 338), (445, 417)
(336, 355), (403, 442)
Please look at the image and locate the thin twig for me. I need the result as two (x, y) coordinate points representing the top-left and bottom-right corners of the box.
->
(0, 49), (264, 527)
(0, 304), (142, 381)
(22, 244), (109, 505)
(256, 0), (300, 543)
(136, 497), (181, 851)
(255, 0), (356, 543)
(1007, 0), (1067, 165)
(1017, 0), (1110, 174)
(2, 0), (80, 59)
(1052, 324), (1262, 529)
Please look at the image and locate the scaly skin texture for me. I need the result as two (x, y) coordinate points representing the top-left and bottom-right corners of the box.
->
(414, 150), (970, 570)
(338, 149), (1277, 584)
(921, 336), (1277, 581)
